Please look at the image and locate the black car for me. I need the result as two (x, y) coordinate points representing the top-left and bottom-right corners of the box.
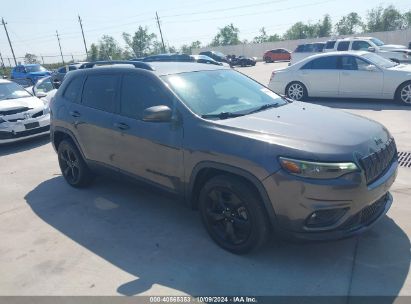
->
(50, 62), (397, 254)
(229, 55), (256, 67)
(199, 51), (230, 64)
(51, 62), (87, 84)
(190, 55), (222, 66)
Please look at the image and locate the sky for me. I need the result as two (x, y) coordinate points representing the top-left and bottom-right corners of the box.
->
(1, 0), (410, 64)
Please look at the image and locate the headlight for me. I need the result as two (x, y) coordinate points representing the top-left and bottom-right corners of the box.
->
(279, 157), (358, 179)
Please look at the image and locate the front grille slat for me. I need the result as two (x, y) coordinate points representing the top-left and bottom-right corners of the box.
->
(360, 138), (397, 184)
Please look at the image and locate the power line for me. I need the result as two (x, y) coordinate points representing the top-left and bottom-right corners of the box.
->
(1, 17), (17, 66)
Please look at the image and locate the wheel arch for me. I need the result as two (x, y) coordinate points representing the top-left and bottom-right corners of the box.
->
(395, 80), (411, 102)
(186, 161), (277, 226)
(52, 127), (86, 160)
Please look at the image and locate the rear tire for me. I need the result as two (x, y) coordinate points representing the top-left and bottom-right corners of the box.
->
(396, 81), (411, 105)
(286, 81), (308, 101)
(58, 139), (94, 188)
(198, 175), (271, 254)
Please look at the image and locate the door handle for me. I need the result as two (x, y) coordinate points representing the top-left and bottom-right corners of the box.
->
(113, 122), (130, 130)
(69, 110), (81, 118)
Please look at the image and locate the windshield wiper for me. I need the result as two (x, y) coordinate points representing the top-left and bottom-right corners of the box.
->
(246, 103), (279, 114)
(201, 112), (246, 120)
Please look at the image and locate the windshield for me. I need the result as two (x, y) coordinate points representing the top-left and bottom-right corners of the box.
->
(363, 52), (397, 68)
(25, 65), (47, 73)
(0, 82), (32, 101)
(370, 38), (384, 46)
(162, 69), (287, 118)
(214, 51), (226, 58)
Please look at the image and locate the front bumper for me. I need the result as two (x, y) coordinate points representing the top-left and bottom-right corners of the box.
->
(0, 114), (50, 144)
(262, 159), (398, 240)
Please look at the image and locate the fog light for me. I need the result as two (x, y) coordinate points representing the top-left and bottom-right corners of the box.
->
(306, 208), (349, 228)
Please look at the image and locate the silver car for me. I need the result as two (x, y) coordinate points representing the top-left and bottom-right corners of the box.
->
(269, 51), (411, 105)
(0, 79), (50, 144)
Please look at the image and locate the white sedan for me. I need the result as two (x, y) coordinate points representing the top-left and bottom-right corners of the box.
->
(0, 79), (50, 144)
(268, 51), (411, 105)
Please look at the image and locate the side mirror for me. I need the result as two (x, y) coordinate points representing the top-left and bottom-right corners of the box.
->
(35, 91), (47, 98)
(365, 65), (378, 72)
(53, 79), (61, 89)
(368, 47), (376, 53)
(142, 105), (172, 122)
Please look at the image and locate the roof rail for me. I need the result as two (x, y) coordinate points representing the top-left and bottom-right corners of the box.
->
(79, 60), (154, 71)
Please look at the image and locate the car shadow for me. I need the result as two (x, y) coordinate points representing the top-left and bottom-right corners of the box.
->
(304, 98), (410, 111)
(24, 176), (410, 298)
(0, 134), (50, 157)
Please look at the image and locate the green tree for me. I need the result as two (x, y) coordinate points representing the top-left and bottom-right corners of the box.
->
(404, 10), (411, 28)
(89, 43), (99, 61)
(122, 26), (157, 57)
(180, 41), (201, 54)
(211, 23), (240, 46)
(24, 53), (39, 64)
(98, 35), (123, 60)
(335, 12), (364, 35)
(283, 22), (309, 40)
(317, 15), (332, 37)
(366, 5), (404, 32)
(267, 33), (281, 42)
(253, 27), (268, 43)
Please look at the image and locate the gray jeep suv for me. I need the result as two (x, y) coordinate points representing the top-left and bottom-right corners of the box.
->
(50, 61), (398, 254)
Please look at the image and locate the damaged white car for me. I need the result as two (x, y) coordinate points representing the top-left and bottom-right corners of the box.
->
(0, 79), (50, 144)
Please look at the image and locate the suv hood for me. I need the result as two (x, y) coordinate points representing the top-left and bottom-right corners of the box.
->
(380, 44), (407, 50)
(212, 102), (390, 158)
(0, 96), (44, 113)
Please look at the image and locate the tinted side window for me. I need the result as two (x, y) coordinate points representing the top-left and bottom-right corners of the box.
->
(63, 76), (84, 103)
(295, 45), (304, 52)
(305, 56), (339, 69)
(82, 75), (118, 112)
(337, 41), (350, 51)
(58, 67), (66, 73)
(120, 74), (170, 120)
(352, 41), (371, 51)
(325, 41), (336, 49)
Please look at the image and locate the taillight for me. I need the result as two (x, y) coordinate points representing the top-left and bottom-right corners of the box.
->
(270, 71), (275, 82)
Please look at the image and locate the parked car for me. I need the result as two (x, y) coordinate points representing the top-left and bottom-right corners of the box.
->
(290, 42), (325, 65)
(27, 76), (58, 106)
(190, 54), (223, 66)
(51, 62), (87, 85)
(51, 61), (397, 253)
(269, 51), (411, 105)
(143, 53), (193, 62)
(229, 55), (256, 67)
(328, 37), (411, 63)
(263, 49), (291, 63)
(199, 51), (231, 66)
(0, 79), (50, 143)
(10, 64), (51, 85)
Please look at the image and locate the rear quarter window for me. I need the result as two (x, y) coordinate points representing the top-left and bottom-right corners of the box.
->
(301, 56), (339, 70)
(337, 41), (350, 51)
(63, 76), (84, 103)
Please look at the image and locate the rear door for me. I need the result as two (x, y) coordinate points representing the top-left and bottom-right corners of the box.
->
(66, 73), (120, 165)
(339, 55), (383, 98)
(110, 72), (184, 192)
(297, 55), (340, 97)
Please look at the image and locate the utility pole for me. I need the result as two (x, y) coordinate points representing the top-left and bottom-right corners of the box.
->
(7, 58), (11, 67)
(1, 18), (17, 66)
(71, 53), (74, 62)
(0, 52), (4, 67)
(155, 12), (166, 53)
(40, 55), (44, 64)
(56, 30), (65, 64)
(78, 15), (88, 59)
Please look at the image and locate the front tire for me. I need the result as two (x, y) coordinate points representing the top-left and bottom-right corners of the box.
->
(58, 139), (94, 187)
(396, 81), (411, 105)
(198, 175), (271, 254)
(286, 81), (307, 101)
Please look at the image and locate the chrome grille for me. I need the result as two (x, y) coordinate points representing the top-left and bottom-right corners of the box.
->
(360, 138), (397, 184)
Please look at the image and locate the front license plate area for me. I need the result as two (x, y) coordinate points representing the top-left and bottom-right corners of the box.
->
(24, 122), (40, 130)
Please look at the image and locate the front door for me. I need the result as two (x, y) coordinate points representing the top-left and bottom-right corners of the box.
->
(339, 55), (383, 98)
(111, 72), (184, 192)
